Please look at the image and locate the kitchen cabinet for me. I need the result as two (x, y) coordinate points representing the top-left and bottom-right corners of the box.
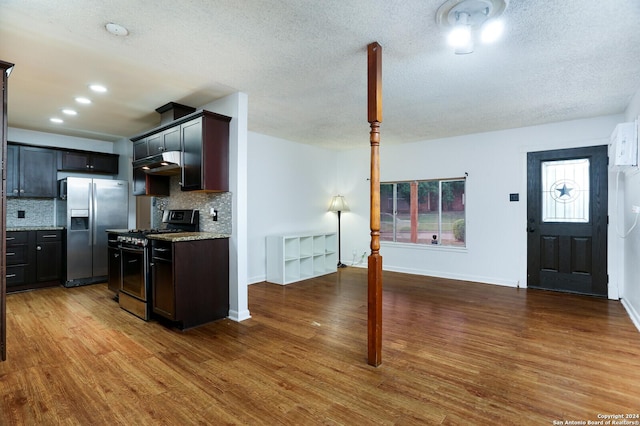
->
(131, 110), (231, 195)
(133, 139), (148, 161)
(107, 233), (122, 294)
(5, 230), (62, 293)
(5, 231), (31, 290)
(180, 112), (230, 192)
(58, 150), (119, 174)
(150, 237), (229, 329)
(147, 127), (181, 156)
(133, 127), (181, 162)
(266, 232), (337, 285)
(7, 144), (57, 198)
(35, 230), (62, 283)
(132, 167), (170, 196)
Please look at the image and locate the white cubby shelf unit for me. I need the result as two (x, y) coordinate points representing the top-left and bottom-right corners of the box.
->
(266, 232), (338, 285)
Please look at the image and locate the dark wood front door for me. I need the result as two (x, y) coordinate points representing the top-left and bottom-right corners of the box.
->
(527, 146), (608, 296)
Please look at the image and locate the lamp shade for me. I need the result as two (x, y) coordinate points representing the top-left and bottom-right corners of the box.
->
(328, 195), (350, 212)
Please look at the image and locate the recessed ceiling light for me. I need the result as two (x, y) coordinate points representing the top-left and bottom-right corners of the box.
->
(62, 109), (77, 116)
(105, 22), (129, 37)
(75, 97), (91, 104)
(50, 118), (63, 124)
(89, 84), (107, 93)
(480, 19), (505, 43)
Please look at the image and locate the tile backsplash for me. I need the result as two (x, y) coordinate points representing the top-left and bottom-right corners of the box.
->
(151, 175), (232, 234)
(7, 176), (233, 234)
(6, 198), (56, 227)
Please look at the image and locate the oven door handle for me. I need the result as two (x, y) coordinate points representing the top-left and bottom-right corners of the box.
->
(120, 246), (146, 254)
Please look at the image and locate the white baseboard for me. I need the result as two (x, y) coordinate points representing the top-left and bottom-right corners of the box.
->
(621, 298), (640, 332)
(248, 274), (266, 285)
(381, 264), (519, 288)
(228, 309), (252, 322)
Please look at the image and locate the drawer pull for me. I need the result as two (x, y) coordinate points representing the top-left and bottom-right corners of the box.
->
(154, 248), (170, 252)
(6, 252), (15, 256)
(127, 259), (138, 264)
(6, 274), (16, 278)
(41, 235), (58, 238)
(6, 237), (15, 241)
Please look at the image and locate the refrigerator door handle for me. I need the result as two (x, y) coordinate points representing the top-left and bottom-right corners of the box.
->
(89, 182), (95, 246)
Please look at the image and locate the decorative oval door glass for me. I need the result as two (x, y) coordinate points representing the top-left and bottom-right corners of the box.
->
(541, 158), (590, 223)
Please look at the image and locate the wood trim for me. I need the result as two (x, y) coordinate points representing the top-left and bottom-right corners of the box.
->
(1, 60), (15, 362)
(367, 42), (383, 367)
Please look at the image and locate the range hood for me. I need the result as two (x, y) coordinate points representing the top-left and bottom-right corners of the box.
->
(132, 151), (182, 175)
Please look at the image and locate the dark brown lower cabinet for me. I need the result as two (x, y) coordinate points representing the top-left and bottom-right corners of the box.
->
(107, 244), (122, 293)
(151, 237), (229, 329)
(6, 230), (63, 293)
(35, 230), (62, 282)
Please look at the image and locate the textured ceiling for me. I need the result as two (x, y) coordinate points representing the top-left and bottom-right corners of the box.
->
(1, 0), (640, 150)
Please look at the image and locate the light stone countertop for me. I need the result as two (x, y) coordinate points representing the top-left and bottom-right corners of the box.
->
(146, 232), (230, 242)
(7, 226), (65, 231)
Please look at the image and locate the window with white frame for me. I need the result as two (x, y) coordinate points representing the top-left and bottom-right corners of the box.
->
(380, 178), (466, 247)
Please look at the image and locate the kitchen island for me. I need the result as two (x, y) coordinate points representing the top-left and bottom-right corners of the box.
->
(147, 233), (229, 330)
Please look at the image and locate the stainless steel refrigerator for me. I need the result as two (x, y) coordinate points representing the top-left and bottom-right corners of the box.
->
(57, 177), (129, 287)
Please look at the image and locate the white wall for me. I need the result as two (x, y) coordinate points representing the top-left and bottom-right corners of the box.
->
(247, 132), (338, 283)
(621, 86), (640, 330)
(336, 115), (622, 296)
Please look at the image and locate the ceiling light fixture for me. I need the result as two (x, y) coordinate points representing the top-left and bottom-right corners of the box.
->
(75, 97), (91, 104)
(105, 22), (129, 37)
(50, 118), (63, 124)
(89, 84), (107, 93)
(448, 12), (473, 54)
(62, 109), (77, 116)
(436, 0), (508, 54)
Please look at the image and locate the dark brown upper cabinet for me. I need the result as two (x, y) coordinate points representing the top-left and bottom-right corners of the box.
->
(180, 111), (230, 192)
(131, 109), (231, 195)
(58, 150), (119, 174)
(7, 145), (57, 198)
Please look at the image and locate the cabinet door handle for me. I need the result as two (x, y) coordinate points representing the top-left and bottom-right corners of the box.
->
(6, 252), (15, 256)
(6, 237), (15, 241)
(154, 248), (170, 252)
(6, 274), (16, 278)
(19, 189), (24, 193)
(36, 246), (42, 251)
(12, 189), (18, 193)
(127, 259), (138, 264)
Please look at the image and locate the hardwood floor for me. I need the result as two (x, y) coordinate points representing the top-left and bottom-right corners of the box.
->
(1, 268), (639, 425)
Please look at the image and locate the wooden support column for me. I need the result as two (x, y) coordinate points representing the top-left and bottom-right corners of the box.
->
(367, 42), (383, 367)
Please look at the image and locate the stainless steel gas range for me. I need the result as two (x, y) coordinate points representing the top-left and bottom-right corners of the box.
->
(107, 209), (199, 320)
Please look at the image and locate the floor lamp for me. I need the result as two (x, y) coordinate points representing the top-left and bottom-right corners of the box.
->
(328, 195), (349, 268)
